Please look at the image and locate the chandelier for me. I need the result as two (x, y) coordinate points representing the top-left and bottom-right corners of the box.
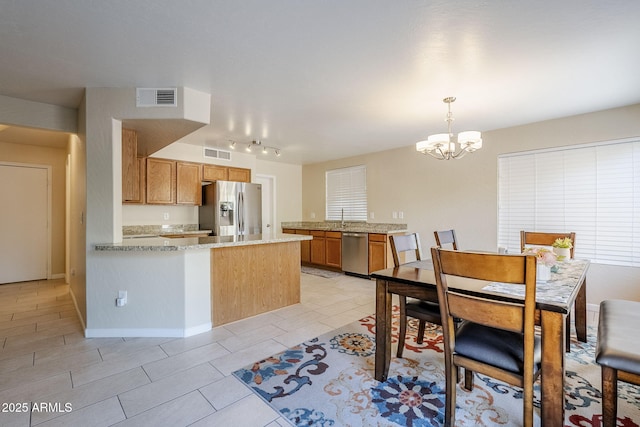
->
(229, 140), (281, 156)
(415, 97), (482, 160)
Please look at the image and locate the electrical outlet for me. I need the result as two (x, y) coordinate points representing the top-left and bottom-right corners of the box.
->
(399, 211), (404, 219)
(116, 290), (128, 307)
(310, 212), (316, 219)
(370, 212), (375, 219)
(392, 211), (398, 219)
(163, 212), (170, 220)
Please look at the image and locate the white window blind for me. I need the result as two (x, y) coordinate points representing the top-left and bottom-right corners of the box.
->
(498, 137), (640, 267)
(326, 165), (367, 221)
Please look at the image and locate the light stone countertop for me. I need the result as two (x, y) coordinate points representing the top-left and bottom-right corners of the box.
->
(281, 221), (407, 234)
(95, 232), (312, 252)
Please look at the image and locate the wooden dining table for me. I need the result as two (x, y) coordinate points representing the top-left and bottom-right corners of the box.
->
(371, 257), (590, 426)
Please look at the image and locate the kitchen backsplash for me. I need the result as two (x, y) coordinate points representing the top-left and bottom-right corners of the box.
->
(123, 224), (200, 236)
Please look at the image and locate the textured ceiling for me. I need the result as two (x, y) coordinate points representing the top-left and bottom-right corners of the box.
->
(1, 1), (639, 164)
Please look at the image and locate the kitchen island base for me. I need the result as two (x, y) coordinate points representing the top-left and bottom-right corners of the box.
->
(211, 241), (301, 325)
(93, 233), (310, 337)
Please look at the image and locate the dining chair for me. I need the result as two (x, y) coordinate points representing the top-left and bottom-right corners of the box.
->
(431, 247), (541, 427)
(520, 230), (576, 351)
(520, 231), (575, 258)
(434, 229), (458, 250)
(389, 233), (442, 358)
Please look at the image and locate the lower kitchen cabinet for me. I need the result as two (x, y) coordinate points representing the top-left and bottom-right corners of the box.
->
(310, 230), (326, 265)
(325, 231), (342, 268)
(283, 228), (311, 263)
(297, 230), (311, 263)
(368, 233), (387, 274)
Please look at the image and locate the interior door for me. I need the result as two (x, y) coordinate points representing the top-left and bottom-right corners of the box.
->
(0, 164), (48, 284)
(256, 175), (275, 234)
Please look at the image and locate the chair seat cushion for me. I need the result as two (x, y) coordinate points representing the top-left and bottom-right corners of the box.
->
(405, 300), (441, 322)
(454, 322), (541, 374)
(596, 299), (640, 375)
(406, 300), (439, 313)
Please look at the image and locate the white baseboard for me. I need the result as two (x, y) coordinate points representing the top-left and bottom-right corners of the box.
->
(184, 323), (213, 337)
(68, 288), (87, 331)
(85, 323), (212, 338)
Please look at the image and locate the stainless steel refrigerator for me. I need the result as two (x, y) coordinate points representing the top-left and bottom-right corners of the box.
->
(199, 181), (262, 236)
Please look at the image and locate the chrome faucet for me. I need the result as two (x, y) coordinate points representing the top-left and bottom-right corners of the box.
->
(341, 208), (345, 228)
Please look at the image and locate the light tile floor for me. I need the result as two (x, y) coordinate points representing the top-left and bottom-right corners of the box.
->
(0, 274), (600, 427)
(0, 273), (376, 427)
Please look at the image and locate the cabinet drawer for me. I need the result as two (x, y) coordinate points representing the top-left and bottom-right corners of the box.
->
(310, 230), (326, 237)
(369, 233), (387, 242)
(326, 231), (342, 239)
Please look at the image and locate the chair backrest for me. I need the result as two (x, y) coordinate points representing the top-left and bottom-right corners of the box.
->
(430, 247), (538, 376)
(434, 229), (458, 250)
(389, 233), (422, 267)
(520, 231), (576, 258)
(431, 248), (537, 333)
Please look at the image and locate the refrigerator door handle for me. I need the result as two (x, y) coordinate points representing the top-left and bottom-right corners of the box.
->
(238, 191), (244, 234)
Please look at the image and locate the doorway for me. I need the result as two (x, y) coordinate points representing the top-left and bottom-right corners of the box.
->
(0, 163), (50, 284)
(256, 174), (276, 234)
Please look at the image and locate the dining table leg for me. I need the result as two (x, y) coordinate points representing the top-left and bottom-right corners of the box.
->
(575, 278), (587, 342)
(375, 278), (392, 381)
(540, 309), (566, 426)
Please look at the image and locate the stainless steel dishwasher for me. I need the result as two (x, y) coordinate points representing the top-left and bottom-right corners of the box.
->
(342, 232), (369, 276)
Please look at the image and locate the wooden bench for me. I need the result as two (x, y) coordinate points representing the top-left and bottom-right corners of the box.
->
(595, 299), (640, 427)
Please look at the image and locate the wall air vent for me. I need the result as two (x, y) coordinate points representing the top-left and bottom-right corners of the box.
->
(203, 147), (232, 161)
(136, 88), (177, 107)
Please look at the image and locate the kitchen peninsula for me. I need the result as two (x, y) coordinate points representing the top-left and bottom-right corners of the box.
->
(91, 232), (311, 338)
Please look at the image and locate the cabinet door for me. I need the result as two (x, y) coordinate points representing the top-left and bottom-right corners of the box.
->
(296, 230), (311, 263)
(368, 233), (387, 274)
(122, 128), (142, 203)
(203, 164), (228, 181)
(146, 158), (176, 204)
(228, 167), (251, 183)
(325, 231), (342, 268)
(310, 231), (326, 265)
(176, 161), (202, 205)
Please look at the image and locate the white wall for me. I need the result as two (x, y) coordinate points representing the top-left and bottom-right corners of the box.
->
(85, 249), (211, 337)
(84, 87), (211, 332)
(302, 103), (640, 305)
(256, 159), (303, 228)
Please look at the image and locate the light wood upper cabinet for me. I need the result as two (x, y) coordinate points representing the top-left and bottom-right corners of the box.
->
(228, 167), (251, 183)
(202, 164), (228, 182)
(146, 158), (176, 204)
(122, 128), (144, 204)
(176, 161), (202, 205)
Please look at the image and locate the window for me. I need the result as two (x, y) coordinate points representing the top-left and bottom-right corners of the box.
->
(498, 137), (640, 267)
(326, 165), (367, 221)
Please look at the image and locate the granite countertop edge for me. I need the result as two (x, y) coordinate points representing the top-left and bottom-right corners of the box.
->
(281, 221), (408, 234)
(95, 233), (312, 252)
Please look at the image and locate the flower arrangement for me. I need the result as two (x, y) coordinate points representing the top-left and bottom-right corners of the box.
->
(552, 237), (573, 261)
(523, 246), (558, 266)
(552, 237), (573, 249)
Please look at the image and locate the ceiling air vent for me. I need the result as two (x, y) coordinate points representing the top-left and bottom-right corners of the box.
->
(136, 88), (177, 107)
(203, 147), (232, 161)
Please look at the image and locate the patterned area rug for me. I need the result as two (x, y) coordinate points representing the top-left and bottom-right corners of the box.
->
(234, 308), (640, 426)
(301, 266), (344, 279)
